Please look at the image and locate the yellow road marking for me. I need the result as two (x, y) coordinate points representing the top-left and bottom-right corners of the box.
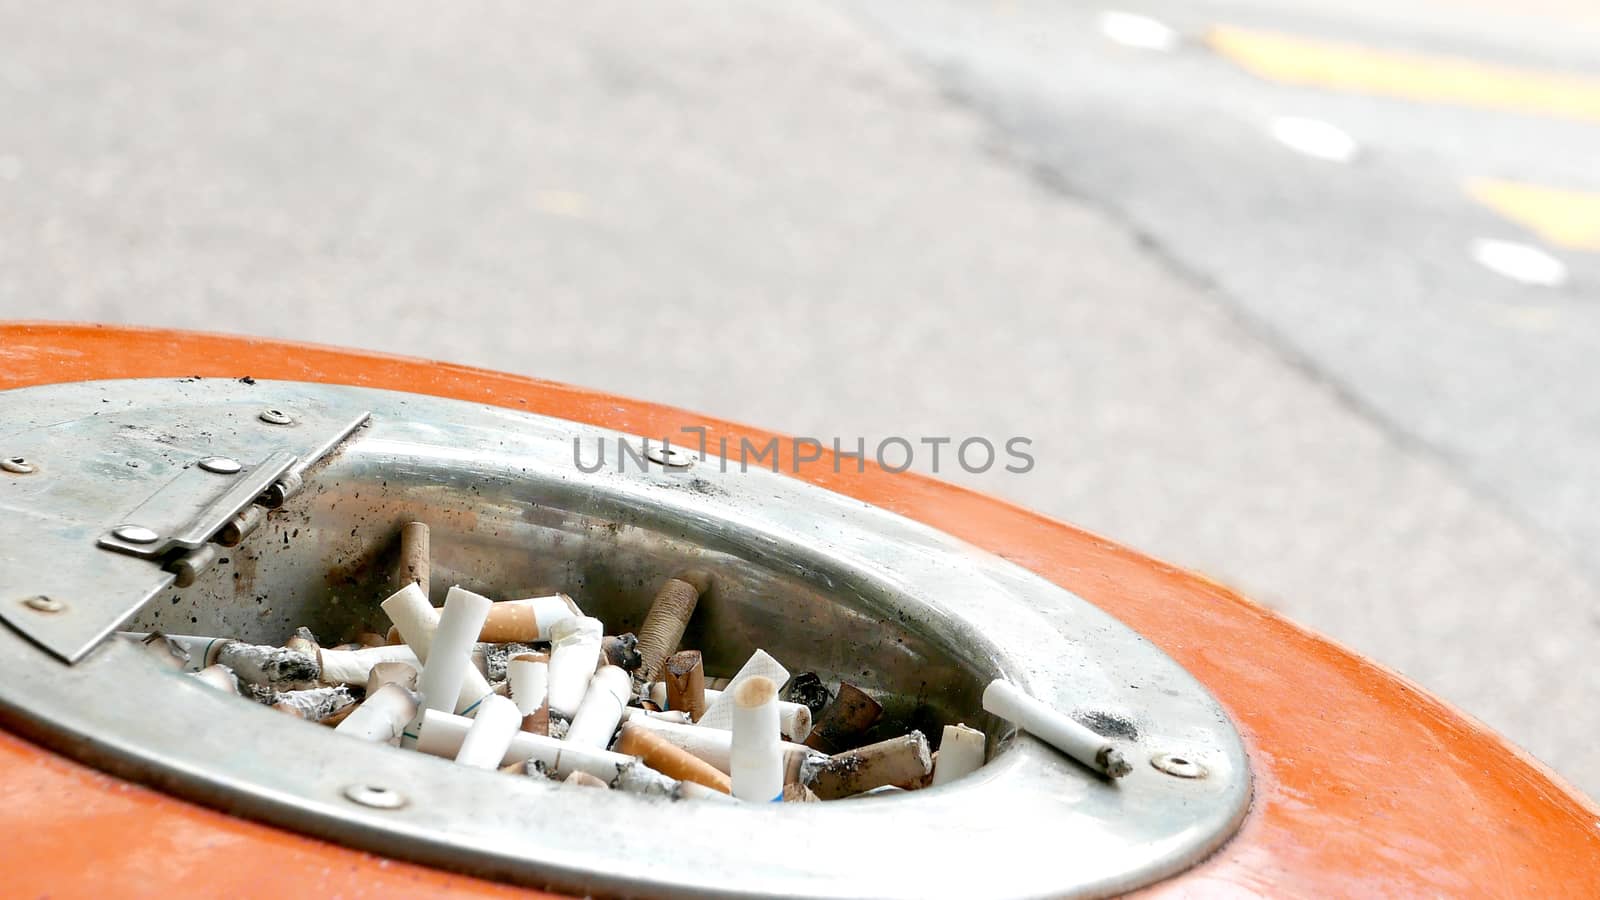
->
(1470, 179), (1600, 250)
(1207, 25), (1600, 123)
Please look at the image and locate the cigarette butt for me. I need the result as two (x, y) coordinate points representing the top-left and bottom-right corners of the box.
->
(365, 660), (419, 695)
(508, 652), (549, 715)
(803, 732), (932, 800)
(321, 703), (359, 728)
(676, 781), (740, 803)
(982, 679), (1131, 779)
(617, 714), (821, 784)
(416, 709), (679, 795)
(564, 770), (611, 789)
(803, 682), (882, 754)
(731, 676), (784, 802)
(636, 709), (691, 724)
(357, 632), (388, 648)
(480, 603), (535, 644)
(664, 651), (706, 722)
(546, 616), (603, 719)
(651, 682), (810, 739)
(614, 722), (732, 794)
(454, 694), (523, 769)
(931, 723), (986, 786)
(521, 707), (550, 736)
(117, 632), (233, 671)
(600, 634), (642, 672)
(318, 644), (420, 686)
(781, 672), (832, 717)
(499, 760), (528, 775)
(270, 685), (357, 723)
(284, 626), (320, 657)
(219, 641), (321, 691)
(398, 521), (429, 594)
(479, 594), (581, 643)
(565, 665), (631, 748)
(386, 625), (403, 645)
(380, 582), (495, 716)
(336, 683), (418, 744)
(189, 664), (239, 694)
(697, 650), (790, 732)
(634, 576), (706, 684)
(782, 783), (820, 803)
(410, 586), (494, 739)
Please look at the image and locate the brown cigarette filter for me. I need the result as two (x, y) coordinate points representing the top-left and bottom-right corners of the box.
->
(398, 521), (430, 594)
(782, 783), (820, 803)
(614, 722), (732, 794)
(365, 660), (419, 694)
(803, 682), (883, 754)
(480, 602), (539, 644)
(564, 770), (611, 789)
(521, 705), (550, 736)
(320, 704), (358, 728)
(804, 731), (932, 800)
(357, 632), (389, 648)
(385, 625), (404, 645)
(664, 650), (706, 722)
(634, 575), (707, 684)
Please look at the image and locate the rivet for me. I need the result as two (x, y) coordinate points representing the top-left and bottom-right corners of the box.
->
(1151, 752), (1207, 779)
(112, 524), (160, 545)
(22, 595), (65, 614)
(343, 783), (406, 809)
(643, 443), (696, 469)
(259, 408), (295, 426)
(198, 456), (243, 475)
(1, 456), (36, 475)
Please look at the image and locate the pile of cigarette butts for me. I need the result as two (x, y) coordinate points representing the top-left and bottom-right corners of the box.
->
(125, 522), (1129, 803)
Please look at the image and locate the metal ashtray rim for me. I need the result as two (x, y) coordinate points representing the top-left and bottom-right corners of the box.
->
(0, 378), (1250, 899)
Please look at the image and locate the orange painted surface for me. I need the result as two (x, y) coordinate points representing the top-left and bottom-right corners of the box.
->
(1, 322), (1597, 897)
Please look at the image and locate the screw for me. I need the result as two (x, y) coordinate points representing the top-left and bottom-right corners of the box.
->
(342, 783), (406, 810)
(111, 524), (160, 545)
(1150, 752), (1207, 779)
(643, 443), (696, 469)
(1, 456), (36, 475)
(259, 408), (295, 426)
(23, 595), (64, 614)
(198, 456), (243, 475)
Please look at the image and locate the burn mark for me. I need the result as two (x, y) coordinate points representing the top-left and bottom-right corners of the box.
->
(1074, 709), (1140, 741)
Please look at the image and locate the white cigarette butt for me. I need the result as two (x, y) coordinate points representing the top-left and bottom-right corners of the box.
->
(455, 694), (524, 769)
(731, 676), (784, 802)
(931, 723), (986, 786)
(982, 680), (1130, 778)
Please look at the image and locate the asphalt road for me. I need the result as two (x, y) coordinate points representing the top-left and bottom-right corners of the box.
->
(3, 1), (1599, 796)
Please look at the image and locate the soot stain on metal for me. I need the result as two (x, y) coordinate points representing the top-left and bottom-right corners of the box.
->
(1075, 709), (1140, 741)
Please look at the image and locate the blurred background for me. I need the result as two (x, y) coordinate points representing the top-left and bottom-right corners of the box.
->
(3, 1), (1598, 796)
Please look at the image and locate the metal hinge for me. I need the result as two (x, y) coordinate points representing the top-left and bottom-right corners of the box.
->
(0, 379), (371, 664)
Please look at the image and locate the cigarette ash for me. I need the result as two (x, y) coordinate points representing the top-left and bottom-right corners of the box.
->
(153, 522), (992, 806)
(480, 642), (542, 682)
(217, 643), (321, 691)
(781, 672), (831, 716)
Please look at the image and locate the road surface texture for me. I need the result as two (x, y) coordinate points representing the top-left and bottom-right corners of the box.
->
(3, 1), (1599, 796)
